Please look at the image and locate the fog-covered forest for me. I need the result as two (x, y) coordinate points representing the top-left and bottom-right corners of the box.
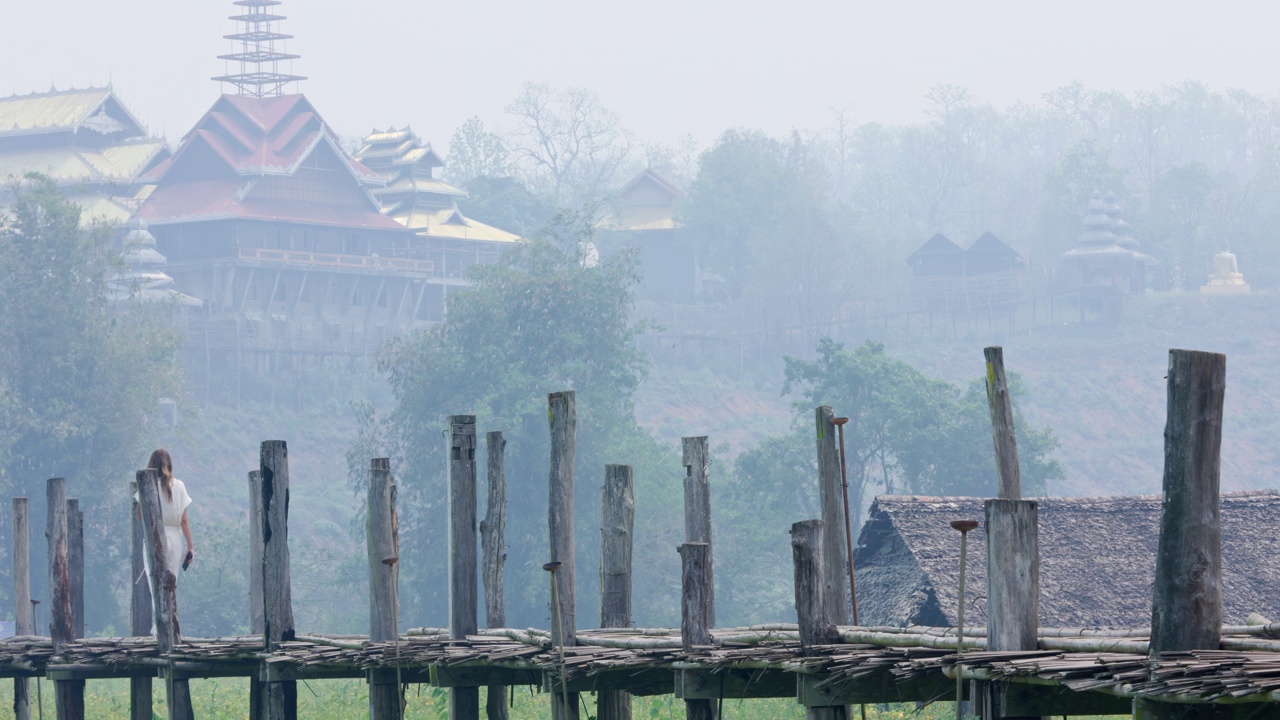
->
(2, 0), (1280, 666)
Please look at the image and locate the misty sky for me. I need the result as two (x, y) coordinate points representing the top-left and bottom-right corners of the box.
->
(4, 1), (1278, 150)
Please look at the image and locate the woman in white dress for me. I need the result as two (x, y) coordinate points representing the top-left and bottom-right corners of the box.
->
(145, 449), (195, 578)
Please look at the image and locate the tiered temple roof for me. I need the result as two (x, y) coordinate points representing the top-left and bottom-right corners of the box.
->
(353, 127), (518, 243)
(140, 94), (401, 231)
(0, 86), (168, 224)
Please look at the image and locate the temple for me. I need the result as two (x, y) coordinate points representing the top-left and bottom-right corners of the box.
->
(0, 86), (168, 224)
(1061, 191), (1157, 317)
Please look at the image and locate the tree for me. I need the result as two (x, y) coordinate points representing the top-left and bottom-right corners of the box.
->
(506, 82), (632, 208)
(457, 175), (559, 238)
(0, 175), (183, 627)
(446, 116), (510, 186)
(363, 209), (678, 625)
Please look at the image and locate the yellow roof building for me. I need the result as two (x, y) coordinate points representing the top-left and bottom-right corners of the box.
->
(0, 86), (168, 225)
(354, 127), (520, 244)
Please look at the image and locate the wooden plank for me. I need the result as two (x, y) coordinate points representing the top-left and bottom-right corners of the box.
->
(260, 664), (367, 682)
(482, 431), (508, 720)
(682, 437), (713, 628)
(13, 497), (31, 720)
(67, 498), (83, 640)
(814, 407), (849, 626)
(983, 346), (1021, 499)
(679, 542), (714, 720)
(260, 440), (298, 720)
(450, 416), (480, 720)
(995, 682), (1131, 716)
(550, 669), (674, 695)
(675, 669), (795, 699)
(799, 673), (961, 706)
(130, 481), (153, 720)
(431, 665), (541, 688)
(1139, 349), (1229, 720)
(983, 498), (1040, 720)
(48, 477), (85, 720)
(547, 391), (578, 720)
(791, 520), (836, 649)
(248, 470), (265, 720)
(368, 457), (401, 720)
(137, 468), (195, 720)
(599, 463), (634, 720)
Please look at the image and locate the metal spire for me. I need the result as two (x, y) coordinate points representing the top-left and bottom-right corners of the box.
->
(212, 1), (306, 98)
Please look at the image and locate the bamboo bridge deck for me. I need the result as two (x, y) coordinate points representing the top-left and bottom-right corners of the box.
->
(8, 626), (1280, 713)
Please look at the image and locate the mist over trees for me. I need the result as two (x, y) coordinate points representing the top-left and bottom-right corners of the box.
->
(0, 175), (182, 627)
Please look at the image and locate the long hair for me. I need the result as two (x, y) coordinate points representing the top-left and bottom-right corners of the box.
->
(148, 449), (174, 502)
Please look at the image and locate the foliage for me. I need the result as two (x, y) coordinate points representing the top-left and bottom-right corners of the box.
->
(457, 175), (560, 238)
(445, 115), (511, 186)
(366, 208), (673, 626)
(505, 82), (633, 208)
(0, 175), (183, 627)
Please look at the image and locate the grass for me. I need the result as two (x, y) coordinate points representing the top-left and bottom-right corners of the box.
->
(0, 678), (989, 719)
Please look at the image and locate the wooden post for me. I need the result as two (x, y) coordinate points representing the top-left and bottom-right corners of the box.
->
(481, 431), (508, 720)
(682, 437), (714, 627)
(599, 464), (633, 720)
(679, 542), (714, 720)
(47, 477), (85, 720)
(260, 441), (297, 720)
(67, 499), (83, 639)
(983, 346), (1021, 500)
(129, 482), (153, 720)
(450, 416), (480, 720)
(368, 458), (401, 720)
(791, 520), (848, 720)
(982, 499), (1039, 720)
(547, 391), (577, 720)
(1136, 350), (1228, 720)
(814, 407), (850, 625)
(248, 470), (265, 720)
(136, 469), (194, 720)
(12, 497), (30, 720)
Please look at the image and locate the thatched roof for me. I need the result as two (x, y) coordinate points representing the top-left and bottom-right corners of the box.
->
(853, 490), (1280, 629)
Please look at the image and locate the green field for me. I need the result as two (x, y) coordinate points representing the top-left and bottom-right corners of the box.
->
(0, 678), (981, 719)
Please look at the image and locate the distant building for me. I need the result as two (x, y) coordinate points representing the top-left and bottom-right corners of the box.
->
(906, 232), (1023, 277)
(353, 127), (519, 280)
(598, 168), (707, 302)
(138, 92), (434, 363)
(0, 86), (168, 224)
(1061, 191), (1156, 316)
(855, 491), (1280, 628)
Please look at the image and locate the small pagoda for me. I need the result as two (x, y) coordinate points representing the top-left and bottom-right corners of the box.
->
(1061, 191), (1157, 317)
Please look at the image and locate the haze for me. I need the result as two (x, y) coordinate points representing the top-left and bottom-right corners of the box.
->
(4, 0), (1278, 143)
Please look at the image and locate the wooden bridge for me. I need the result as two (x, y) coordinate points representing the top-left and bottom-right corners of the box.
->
(6, 348), (1269, 719)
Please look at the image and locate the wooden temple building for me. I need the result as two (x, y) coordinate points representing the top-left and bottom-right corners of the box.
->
(1061, 191), (1157, 317)
(0, 86), (168, 225)
(598, 168), (706, 302)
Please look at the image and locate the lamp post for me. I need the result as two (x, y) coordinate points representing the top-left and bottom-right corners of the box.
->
(950, 520), (980, 720)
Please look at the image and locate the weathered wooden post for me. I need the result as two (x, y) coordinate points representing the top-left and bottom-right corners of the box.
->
(682, 437), (714, 626)
(1135, 350), (1228, 720)
(791, 520), (847, 720)
(547, 391), (578, 720)
(136, 469), (195, 720)
(129, 481), (153, 720)
(599, 464), (633, 720)
(982, 347), (1040, 720)
(450, 416), (480, 720)
(47, 477), (85, 720)
(481, 431), (508, 720)
(983, 346), (1020, 500)
(368, 458), (401, 720)
(679, 542), (715, 720)
(248, 469), (265, 720)
(13, 497), (31, 720)
(67, 499), (83, 640)
(814, 407), (850, 625)
(260, 440), (297, 720)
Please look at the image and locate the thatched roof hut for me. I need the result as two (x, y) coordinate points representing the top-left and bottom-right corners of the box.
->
(852, 490), (1280, 629)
